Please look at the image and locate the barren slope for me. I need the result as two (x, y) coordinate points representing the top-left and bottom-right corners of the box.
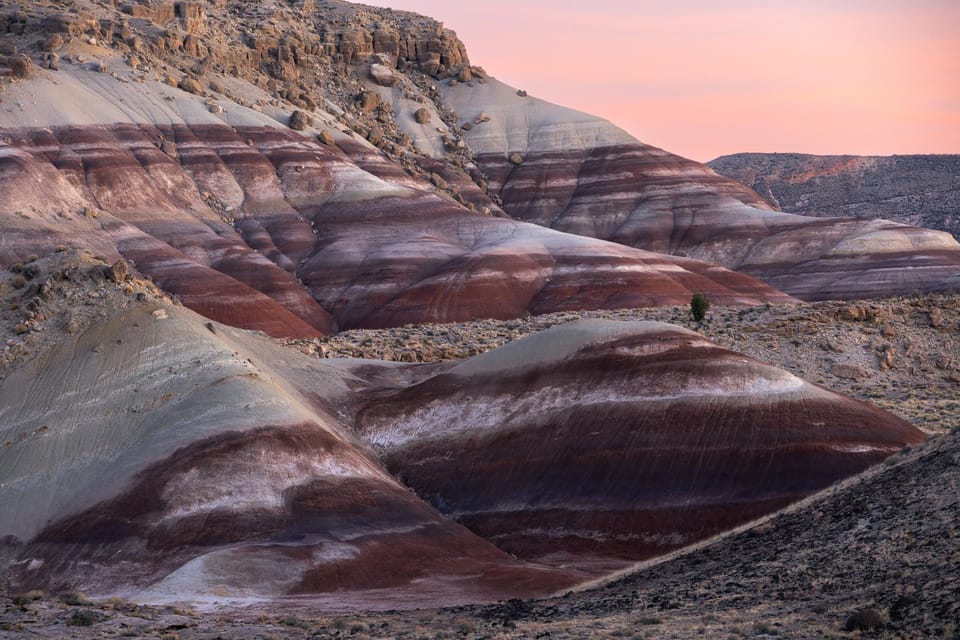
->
(437, 80), (960, 299)
(0, 63), (794, 337)
(0, 281), (924, 610)
(0, 298), (581, 609)
(709, 152), (960, 240)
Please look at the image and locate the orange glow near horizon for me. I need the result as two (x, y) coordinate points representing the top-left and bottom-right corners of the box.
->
(368, 1), (960, 162)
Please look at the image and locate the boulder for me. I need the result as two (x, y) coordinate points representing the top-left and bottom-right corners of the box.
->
(357, 90), (380, 111)
(8, 54), (32, 79)
(178, 76), (204, 95)
(288, 110), (312, 131)
(368, 63), (399, 87)
(317, 129), (336, 146)
(414, 108), (431, 124)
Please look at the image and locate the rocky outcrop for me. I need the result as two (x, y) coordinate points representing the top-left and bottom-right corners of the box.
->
(0, 305), (924, 605)
(442, 80), (960, 300)
(708, 153), (960, 240)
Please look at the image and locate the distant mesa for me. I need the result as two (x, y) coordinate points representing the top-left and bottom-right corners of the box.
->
(708, 153), (960, 241)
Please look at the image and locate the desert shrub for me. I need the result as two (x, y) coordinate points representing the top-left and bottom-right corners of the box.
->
(10, 590), (42, 606)
(690, 292), (710, 323)
(844, 607), (885, 631)
(10, 274), (26, 289)
(60, 591), (92, 606)
(66, 609), (103, 626)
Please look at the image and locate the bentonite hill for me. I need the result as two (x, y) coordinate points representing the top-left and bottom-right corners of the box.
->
(0, 0), (958, 638)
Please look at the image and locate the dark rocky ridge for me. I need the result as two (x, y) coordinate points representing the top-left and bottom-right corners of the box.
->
(708, 153), (960, 240)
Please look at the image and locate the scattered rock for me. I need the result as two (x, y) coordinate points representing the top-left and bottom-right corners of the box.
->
(8, 55), (32, 79)
(838, 305), (877, 322)
(430, 173), (448, 189)
(288, 110), (312, 131)
(160, 140), (178, 159)
(366, 126), (383, 145)
(178, 76), (204, 95)
(369, 63), (399, 86)
(829, 363), (871, 381)
(317, 129), (336, 146)
(928, 308), (946, 328)
(41, 34), (63, 52)
(879, 345), (897, 371)
(474, 112), (490, 124)
(105, 261), (127, 285)
(414, 108), (431, 124)
(509, 152), (524, 165)
(357, 90), (381, 111)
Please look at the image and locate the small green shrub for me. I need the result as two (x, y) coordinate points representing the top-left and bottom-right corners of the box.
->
(690, 292), (711, 323)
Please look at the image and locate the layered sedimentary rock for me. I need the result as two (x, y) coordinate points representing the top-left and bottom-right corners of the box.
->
(0, 303), (925, 605)
(708, 153), (960, 240)
(0, 303), (578, 608)
(0, 66), (795, 338)
(438, 80), (960, 299)
(354, 320), (925, 573)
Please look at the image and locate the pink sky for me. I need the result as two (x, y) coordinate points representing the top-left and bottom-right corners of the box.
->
(367, 1), (960, 162)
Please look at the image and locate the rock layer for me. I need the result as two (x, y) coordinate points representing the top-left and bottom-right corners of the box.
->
(0, 68), (796, 337)
(355, 320), (925, 573)
(441, 80), (960, 299)
(0, 305), (925, 605)
(0, 303), (578, 608)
